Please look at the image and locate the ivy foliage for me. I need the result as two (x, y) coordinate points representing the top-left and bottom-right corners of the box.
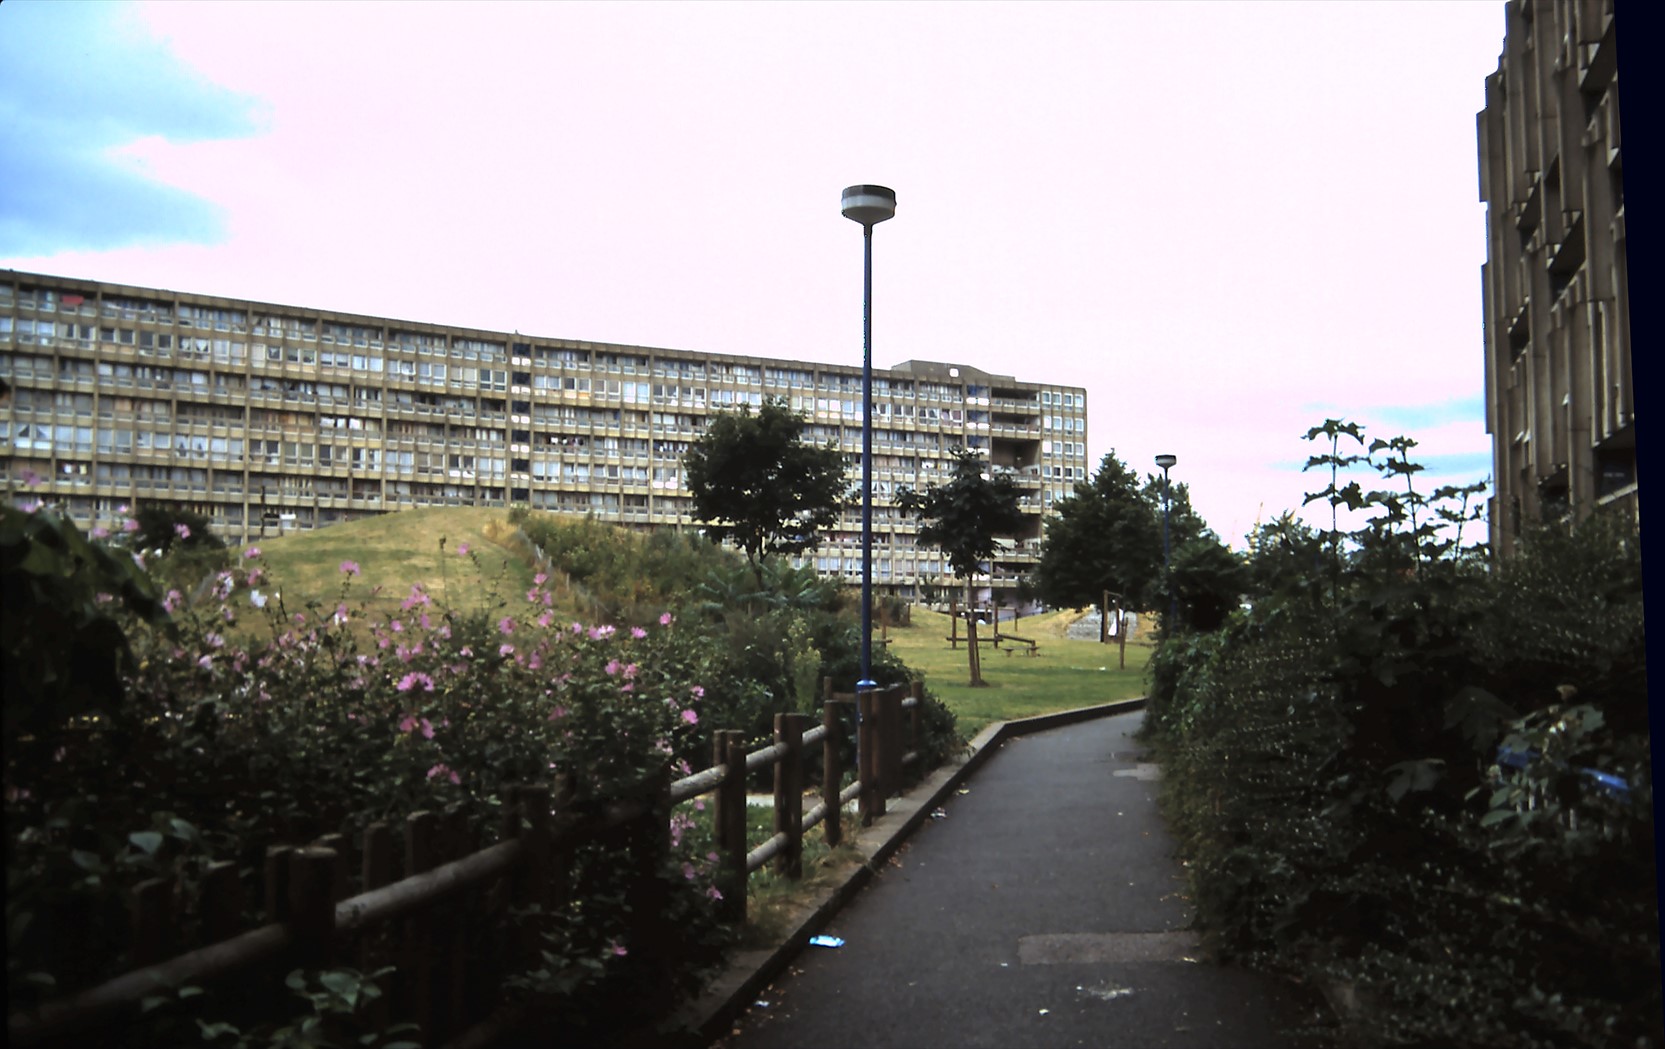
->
(1143, 420), (1655, 1049)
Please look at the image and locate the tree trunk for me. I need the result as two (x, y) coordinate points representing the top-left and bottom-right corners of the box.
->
(964, 580), (984, 687)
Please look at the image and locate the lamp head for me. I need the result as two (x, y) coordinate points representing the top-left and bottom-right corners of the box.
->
(1155, 454), (1177, 470)
(842, 185), (897, 227)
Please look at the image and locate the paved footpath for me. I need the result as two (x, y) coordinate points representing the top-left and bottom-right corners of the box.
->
(715, 712), (1328, 1049)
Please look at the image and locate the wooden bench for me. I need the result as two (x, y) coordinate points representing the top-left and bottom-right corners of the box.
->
(994, 632), (1039, 656)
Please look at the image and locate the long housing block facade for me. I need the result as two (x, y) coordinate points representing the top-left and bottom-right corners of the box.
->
(0, 271), (1089, 604)
(1478, 0), (1632, 555)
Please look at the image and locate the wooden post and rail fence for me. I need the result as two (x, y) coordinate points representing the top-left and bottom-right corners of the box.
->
(10, 680), (928, 1049)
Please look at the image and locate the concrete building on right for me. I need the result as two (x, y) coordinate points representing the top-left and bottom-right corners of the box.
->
(1478, 0), (1632, 556)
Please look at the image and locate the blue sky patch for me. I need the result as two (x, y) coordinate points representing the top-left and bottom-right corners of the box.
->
(0, 1), (265, 255)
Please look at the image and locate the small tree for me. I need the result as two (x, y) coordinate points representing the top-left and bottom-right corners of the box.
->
(896, 447), (1024, 687)
(1034, 451), (1163, 626)
(683, 398), (848, 582)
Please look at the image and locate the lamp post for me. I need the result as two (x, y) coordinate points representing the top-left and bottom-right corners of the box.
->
(1155, 453), (1176, 631)
(842, 185), (896, 693)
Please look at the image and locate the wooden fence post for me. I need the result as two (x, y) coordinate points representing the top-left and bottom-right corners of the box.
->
(314, 832), (351, 902)
(264, 845), (293, 925)
(287, 846), (338, 967)
(714, 730), (747, 924)
(404, 812), (438, 1043)
(909, 679), (925, 783)
(881, 685), (904, 802)
(200, 860), (245, 944)
(774, 713), (811, 879)
(822, 700), (843, 848)
(359, 822), (395, 1032)
(131, 878), (173, 967)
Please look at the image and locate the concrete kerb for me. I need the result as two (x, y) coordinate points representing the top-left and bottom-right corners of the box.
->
(673, 697), (1149, 1046)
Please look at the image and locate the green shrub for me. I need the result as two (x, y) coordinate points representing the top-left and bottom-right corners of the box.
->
(1144, 422), (1656, 1048)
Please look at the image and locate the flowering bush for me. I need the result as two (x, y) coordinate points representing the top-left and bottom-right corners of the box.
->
(5, 512), (734, 1036)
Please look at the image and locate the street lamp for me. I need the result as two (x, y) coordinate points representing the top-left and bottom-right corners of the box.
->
(1155, 454), (1177, 631)
(842, 185), (896, 692)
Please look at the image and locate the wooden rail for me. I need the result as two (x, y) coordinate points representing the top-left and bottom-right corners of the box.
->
(11, 681), (932, 1048)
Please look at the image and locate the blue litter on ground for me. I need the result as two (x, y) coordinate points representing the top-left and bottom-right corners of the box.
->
(808, 935), (844, 948)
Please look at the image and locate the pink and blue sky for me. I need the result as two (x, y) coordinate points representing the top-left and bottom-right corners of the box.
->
(1, 0), (1508, 547)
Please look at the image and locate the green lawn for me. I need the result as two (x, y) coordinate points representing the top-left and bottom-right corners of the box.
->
(237, 506), (540, 622)
(884, 607), (1153, 738)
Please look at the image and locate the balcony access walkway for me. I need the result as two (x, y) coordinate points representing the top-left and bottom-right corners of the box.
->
(701, 709), (1330, 1049)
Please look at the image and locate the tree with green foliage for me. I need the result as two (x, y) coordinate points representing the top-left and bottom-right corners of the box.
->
(1157, 535), (1249, 633)
(1143, 419), (1652, 1049)
(683, 398), (848, 582)
(1033, 451), (1164, 615)
(1, 505), (169, 748)
(131, 504), (225, 556)
(896, 447), (1024, 687)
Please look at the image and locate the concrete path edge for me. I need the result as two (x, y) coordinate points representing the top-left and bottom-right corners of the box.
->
(670, 697), (1149, 1046)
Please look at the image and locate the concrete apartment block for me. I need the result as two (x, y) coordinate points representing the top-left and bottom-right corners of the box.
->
(0, 272), (1088, 606)
(1478, 0), (1632, 555)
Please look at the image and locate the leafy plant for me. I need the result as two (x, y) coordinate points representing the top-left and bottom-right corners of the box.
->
(896, 447), (1024, 687)
(1142, 420), (1655, 1049)
(682, 397), (849, 582)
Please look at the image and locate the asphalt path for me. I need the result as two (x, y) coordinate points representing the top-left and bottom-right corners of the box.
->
(716, 712), (1327, 1049)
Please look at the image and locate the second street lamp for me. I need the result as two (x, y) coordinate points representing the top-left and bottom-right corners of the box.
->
(1155, 453), (1177, 631)
(841, 185), (896, 694)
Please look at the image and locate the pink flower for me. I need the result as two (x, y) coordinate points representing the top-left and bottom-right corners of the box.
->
(680, 708), (699, 726)
(20, 468), (41, 487)
(123, 518), (140, 532)
(244, 546), (262, 559)
(427, 763), (461, 785)
(534, 572), (549, 586)
(339, 560), (360, 576)
(197, 655), (213, 669)
(548, 705), (568, 721)
(660, 613), (674, 626)
(682, 862), (697, 880)
(205, 632), (225, 649)
(690, 685), (705, 701)
(609, 942), (628, 958)
(456, 543), (469, 556)
(589, 625), (615, 640)
(174, 522), (191, 540)
(605, 659), (622, 677)
(498, 617), (515, 635)
(91, 526), (110, 539)
(163, 589), (183, 613)
(391, 620), (404, 633)
(630, 626), (647, 640)
(536, 611), (553, 629)
(624, 663), (639, 680)
(705, 886), (723, 902)
(499, 643), (514, 657)
(459, 645), (473, 657)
